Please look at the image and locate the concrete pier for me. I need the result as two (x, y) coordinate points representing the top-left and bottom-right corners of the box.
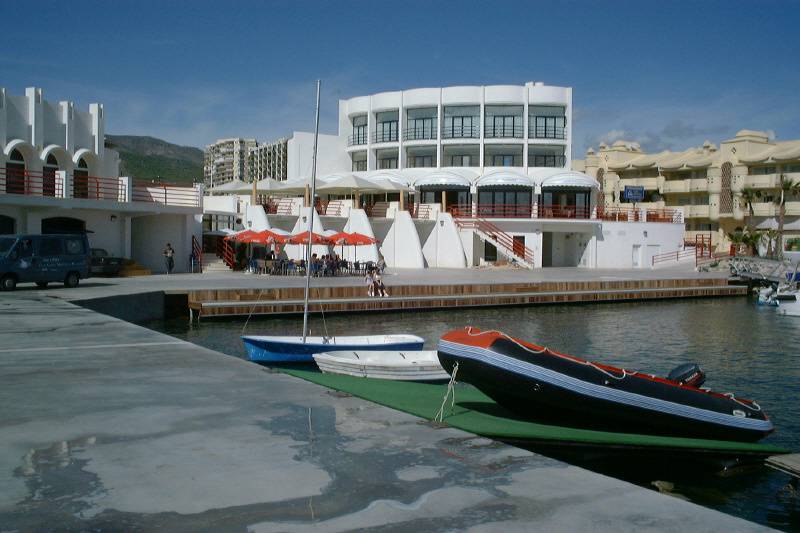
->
(0, 293), (771, 531)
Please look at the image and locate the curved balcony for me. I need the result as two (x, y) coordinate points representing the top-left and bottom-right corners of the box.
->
(403, 127), (437, 141)
(371, 130), (399, 144)
(484, 124), (523, 139)
(442, 125), (480, 139)
(347, 133), (368, 147)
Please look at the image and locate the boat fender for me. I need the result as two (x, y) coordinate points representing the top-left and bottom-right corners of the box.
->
(667, 363), (706, 387)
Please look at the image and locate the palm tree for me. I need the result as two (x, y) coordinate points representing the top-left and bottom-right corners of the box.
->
(774, 174), (800, 257)
(763, 229), (780, 258)
(727, 230), (746, 256)
(738, 186), (761, 231)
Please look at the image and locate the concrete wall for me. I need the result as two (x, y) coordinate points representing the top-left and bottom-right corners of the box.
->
(131, 214), (201, 273)
(287, 132), (349, 179)
(342, 209), (379, 263)
(595, 221), (684, 269)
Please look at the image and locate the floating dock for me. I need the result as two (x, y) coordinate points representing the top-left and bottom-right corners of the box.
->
(279, 367), (788, 460)
(187, 277), (745, 319)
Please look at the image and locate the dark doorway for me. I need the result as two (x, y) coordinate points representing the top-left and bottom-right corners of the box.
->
(6, 148), (26, 195)
(74, 157), (89, 199)
(484, 241), (497, 262)
(542, 232), (553, 267)
(0, 215), (15, 235)
(513, 235), (525, 258)
(42, 153), (58, 197)
(41, 217), (86, 234)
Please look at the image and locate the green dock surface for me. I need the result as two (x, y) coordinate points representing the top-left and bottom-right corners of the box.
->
(281, 368), (790, 456)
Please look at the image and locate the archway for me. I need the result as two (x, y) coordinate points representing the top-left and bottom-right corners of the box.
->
(41, 217), (86, 234)
(6, 148), (26, 194)
(0, 215), (15, 234)
(74, 157), (89, 199)
(42, 153), (59, 197)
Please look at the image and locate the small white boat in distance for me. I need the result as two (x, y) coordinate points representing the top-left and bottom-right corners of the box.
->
(313, 350), (450, 381)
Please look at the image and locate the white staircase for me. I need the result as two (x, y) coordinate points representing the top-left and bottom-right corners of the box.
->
(454, 218), (535, 269)
(201, 253), (231, 273)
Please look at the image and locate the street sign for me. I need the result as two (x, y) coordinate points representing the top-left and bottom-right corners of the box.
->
(623, 186), (645, 202)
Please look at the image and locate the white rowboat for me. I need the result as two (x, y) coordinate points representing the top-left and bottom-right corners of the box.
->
(313, 350), (449, 381)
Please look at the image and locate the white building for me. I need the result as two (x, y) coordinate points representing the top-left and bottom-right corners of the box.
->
(249, 137), (288, 181)
(206, 83), (687, 270)
(203, 138), (257, 187)
(0, 87), (203, 274)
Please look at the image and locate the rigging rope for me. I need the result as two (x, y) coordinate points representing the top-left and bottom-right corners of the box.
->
(434, 362), (459, 423)
(241, 289), (265, 334)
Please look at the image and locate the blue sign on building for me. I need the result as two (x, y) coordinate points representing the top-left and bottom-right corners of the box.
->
(623, 186), (645, 202)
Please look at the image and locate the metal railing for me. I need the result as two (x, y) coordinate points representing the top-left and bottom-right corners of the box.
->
(410, 203), (434, 219)
(73, 174), (127, 201)
(364, 202), (390, 218)
(448, 203), (684, 223)
(484, 124), (523, 138)
(529, 123), (567, 139)
(403, 127), (437, 141)
(347, 132), (368, 146)
(372, 129), (399, 143)
(191, 235), (203, 273)
(0, 168), (64, 197)
(441, 125), (480, 139)
(454, 217), (536, 265)
(131, 180), (200, 207)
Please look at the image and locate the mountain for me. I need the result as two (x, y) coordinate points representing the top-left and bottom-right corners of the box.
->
(106, 135), (204, 184)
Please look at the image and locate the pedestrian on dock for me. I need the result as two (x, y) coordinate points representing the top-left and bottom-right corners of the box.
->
(163, 243), (175, 274)
(375, 271), (389, 297)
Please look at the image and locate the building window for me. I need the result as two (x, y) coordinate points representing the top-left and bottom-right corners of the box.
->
(443, 105), (480, 139)
(529, 106), (566, 139)
(350, 115), (367, 146)
(378, 157), (398, 169)
(529, 145), (566, 167)
(749, 166), (777, 175)
(405, 108), (437, 140)
(484, 105), (523, 138)
(351, 152), (367, 172)
(374, 111), (399, 143)
(413, 155), (435, 167)
(784, 164), (800, 173)
(448, 154), (473, 166)
(74, 157), (89, 199)
(491, 154), (517, 167)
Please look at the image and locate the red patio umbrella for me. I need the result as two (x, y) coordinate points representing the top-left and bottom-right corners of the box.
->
(227, 229), (257, 243)
(288, 231), (331, 245)
(249, 230), (288, 245)
(328, 231), (354, 245)
(346, 232), (379, 245)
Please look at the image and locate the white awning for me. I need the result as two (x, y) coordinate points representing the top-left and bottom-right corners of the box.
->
(414, 171), (472, 188)
(476, 171), (534, 188)
(540, 171), (600, 189)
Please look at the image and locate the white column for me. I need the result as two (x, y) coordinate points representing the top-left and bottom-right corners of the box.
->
(523, 88), (529, 173)
(26, 87), (43, 149)
(479, 87), (485, 170)
(0, 88), (6, 147)
(56, 170), (71, 199)
(90, 103), (105, 159)
(120, 176), (132, 202)
(122, 216), (132, 258)
(436, 90), (443, 168)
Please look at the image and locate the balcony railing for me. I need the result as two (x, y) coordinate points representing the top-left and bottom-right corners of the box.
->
(446, 203), (683, 223)
(0, 169), (64, 198)
(441, 125), (480, 139)
(371, 130), (398, 143)
(484, 124), (523, 138)
(529, 155), (566, 168)
(529, 124), (567, 140)
(403, 127), (437, 141)
(347, 132), (368, 146)
(132, 179), (201, 207)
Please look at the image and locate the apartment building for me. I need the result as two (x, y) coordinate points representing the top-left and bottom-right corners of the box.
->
(248, 137), (288, 181)
(575, 130), (800, 251)
(203, 138), (257, 187)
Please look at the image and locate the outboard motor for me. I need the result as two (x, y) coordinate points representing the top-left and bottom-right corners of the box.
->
(668, 363), (706, 387)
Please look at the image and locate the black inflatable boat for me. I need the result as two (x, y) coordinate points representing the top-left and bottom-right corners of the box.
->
(438, 327), (773, 442)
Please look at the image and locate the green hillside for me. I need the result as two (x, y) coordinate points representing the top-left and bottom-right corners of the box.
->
(106, 135), (204, 184)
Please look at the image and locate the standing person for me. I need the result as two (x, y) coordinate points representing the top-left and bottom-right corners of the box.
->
(163, 243), (175, 274)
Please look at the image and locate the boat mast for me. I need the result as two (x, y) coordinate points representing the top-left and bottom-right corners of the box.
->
(302, 80), (321, 343)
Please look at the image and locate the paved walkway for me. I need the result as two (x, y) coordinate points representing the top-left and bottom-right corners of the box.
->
(18, 265), (725, 302)
(0, 293), (768, 531)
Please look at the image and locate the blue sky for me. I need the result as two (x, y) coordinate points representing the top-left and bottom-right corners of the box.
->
(2, 0), (799, 155)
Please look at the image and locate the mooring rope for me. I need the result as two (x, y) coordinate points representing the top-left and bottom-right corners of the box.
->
(241, 289), (265, 334)
(434, 362), (459, 422)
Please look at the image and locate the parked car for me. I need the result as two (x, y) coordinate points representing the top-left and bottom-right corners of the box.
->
(90, 248), (124, 276)
(0, 234), (91, 290)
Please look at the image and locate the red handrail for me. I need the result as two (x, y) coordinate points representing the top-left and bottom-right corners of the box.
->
(191, 235), (203, 273)
(454, 217), (536, 265)
(0, 168), (64, 197)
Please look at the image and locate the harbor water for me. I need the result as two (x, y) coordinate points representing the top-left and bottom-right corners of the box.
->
(144, 297), (800, 531)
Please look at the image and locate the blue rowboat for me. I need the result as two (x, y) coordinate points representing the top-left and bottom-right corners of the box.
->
(242, 334), (425, 363)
